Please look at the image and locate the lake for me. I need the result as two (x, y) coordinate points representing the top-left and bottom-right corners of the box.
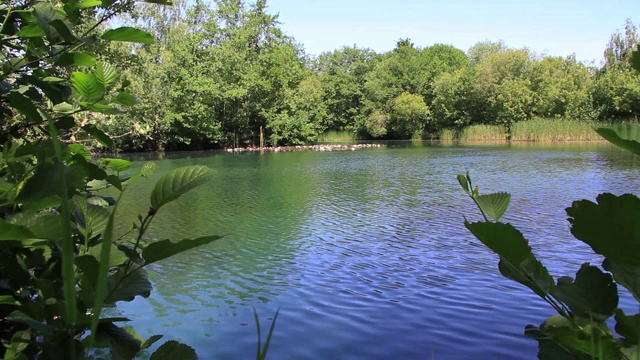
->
(113, 142), (639, 359)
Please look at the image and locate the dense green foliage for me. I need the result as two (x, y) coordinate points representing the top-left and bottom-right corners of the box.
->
(66, 2), (640, 150)
(0, 0), (229, 358)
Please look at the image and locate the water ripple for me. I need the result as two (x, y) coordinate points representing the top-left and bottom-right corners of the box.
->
(115, 144), (639, 359)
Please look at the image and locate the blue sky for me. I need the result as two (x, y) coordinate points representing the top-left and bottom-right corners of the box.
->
(266, 0), (640, 64)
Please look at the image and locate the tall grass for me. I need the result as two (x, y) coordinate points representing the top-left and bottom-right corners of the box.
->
(511, 117), (602, 141)
(316, 130), (357, 143)
(439, 124), (507, 141)
(438, 118), (611, 142)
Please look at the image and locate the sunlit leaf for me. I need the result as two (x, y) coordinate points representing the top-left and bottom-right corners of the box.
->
(142, 236), (221, 266)
(102, 27), (155, 44)
(68, 144), (92, 160)
(150, 166), (213, 210)
(475, 192), (511, 221)
(71, 72), (104, 101)
(95, 62), (117, 89)
(78, 0), (102, 8)
(53, 102), (74, 114)
(142, 335), (164, 350)
(457, 174), (470, 194)
(101, 158), (131, 173)
(17, 23), (45, 38)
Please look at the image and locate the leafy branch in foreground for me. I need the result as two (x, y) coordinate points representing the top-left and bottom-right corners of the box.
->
(0, 0), (223, 359)
(458, 123), (640, 359)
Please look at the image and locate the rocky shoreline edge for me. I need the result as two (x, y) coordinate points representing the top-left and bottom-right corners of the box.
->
(224, 143), (385, 153)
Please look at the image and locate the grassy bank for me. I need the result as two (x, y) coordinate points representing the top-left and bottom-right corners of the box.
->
(438, 118), (608, 142)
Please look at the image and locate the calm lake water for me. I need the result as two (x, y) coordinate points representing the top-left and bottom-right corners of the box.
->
(114, 142), (639, 359)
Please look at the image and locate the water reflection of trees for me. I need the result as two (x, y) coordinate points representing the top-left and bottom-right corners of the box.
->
(120, 151), (319, 313)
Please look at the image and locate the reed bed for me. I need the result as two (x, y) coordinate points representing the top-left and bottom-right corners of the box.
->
(316, 130), (358, 143)
(438, 118), (610, 142)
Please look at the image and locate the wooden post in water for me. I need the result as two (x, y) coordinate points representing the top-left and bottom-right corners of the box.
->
(260, 126), (264, 151)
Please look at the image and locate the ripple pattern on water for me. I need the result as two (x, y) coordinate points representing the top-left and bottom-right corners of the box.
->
(116, 144), (639, 359)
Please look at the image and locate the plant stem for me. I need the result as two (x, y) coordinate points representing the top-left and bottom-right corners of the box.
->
(46, 112), (77, 358)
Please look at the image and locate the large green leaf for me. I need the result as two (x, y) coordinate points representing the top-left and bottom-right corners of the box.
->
(567, 193), (640, 267)
(101, 158), (131, 173)
(150, 166), (213, 210)
(615, 309), (640, 346)
(54, 52), (97, 67)
(82, 124), (114, 148)
(457, 173), (470, 194)
(32, 3), (68, 42)
(595, 124), (640, 156)
(72, 72), (104, 101)
(551, 263), (618, 322)
(8, 311), (56, 338)
(8, 212), (64, 240)
(150, 341), (197, 360)
(116, 91), (137, 106)
(474, 192), (511, 221)
(539, 316), (621, 359)
(104, 268), (152, 305)
(0, 219), (36, 240)
(101, 27), (155, 44)
(16, 163), (85, 203)
(68, 144), (92, 160)
(602, 259), (640, 302)
(8, 91), (43, 123)
(48, 19), (78, 42)
(466, 221), (554, 297)
(17, 23), (45, 38)
(95, 62), (117, 89)
(142, 236), (221, 266)
(95, 323), (142, 360)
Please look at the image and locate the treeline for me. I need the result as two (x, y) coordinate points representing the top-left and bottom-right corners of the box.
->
(100, 0), (640, 151)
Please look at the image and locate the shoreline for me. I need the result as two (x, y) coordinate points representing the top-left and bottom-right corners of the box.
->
(224, 143), (385, 153)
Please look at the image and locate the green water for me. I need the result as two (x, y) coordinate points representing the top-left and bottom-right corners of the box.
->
(113, 142), (638, 359)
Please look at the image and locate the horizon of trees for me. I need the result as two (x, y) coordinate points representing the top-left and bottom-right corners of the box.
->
(96, 0), (640, 151)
